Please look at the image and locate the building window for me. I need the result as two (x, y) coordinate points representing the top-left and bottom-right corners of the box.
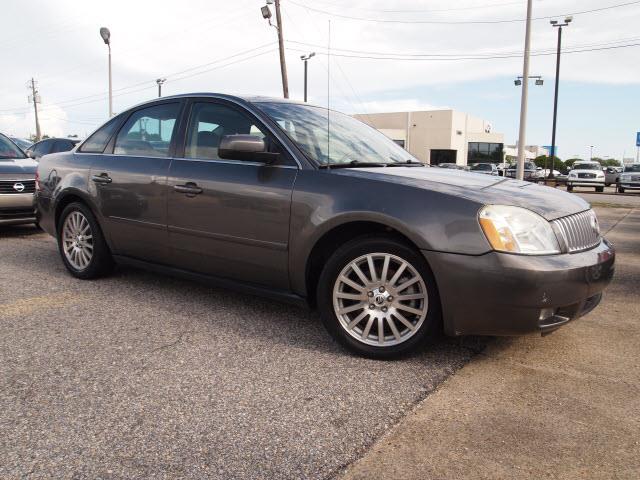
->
(392, 139), (405, 149)
(468, 142), (503, 163)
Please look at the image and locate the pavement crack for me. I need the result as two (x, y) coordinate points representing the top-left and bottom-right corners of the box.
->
(136, 330), (194, 373)
(603, 207), (636, 235)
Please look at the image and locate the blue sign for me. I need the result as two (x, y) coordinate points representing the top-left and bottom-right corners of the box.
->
(636, 132), (640, 147)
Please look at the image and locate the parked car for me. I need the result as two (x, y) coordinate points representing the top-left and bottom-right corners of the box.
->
(437, 162), (464, 170)
(25, 137), (79, 160)
(9, 137), (33, 151)
(0, 133), (37, 226)
(603, 166), (621, 186)
(35, 94), (615, 358)
(617, 164), (640, 193)
(535, 169), (561, 179)
(496, 162), (511, 176)
(505, 162), (537, 181)
(566, 161), (605, 192)
(470, 163), (499, 175)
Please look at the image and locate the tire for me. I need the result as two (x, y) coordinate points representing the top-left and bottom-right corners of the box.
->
(567, 185), (573, 192)
(596, 186), (604, 193)
(618, 186), (625, 193)
(317, 235), (440, 359)
(57, 202), (114, 279)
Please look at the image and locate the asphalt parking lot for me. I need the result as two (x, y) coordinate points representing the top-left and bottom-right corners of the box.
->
(1, 193), (638, 479)
(0, 224), (482, 479)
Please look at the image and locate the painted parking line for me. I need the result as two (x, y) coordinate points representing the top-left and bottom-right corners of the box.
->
(0, 292), (82, 319)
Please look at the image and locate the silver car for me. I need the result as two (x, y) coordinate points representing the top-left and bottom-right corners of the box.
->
(617, 164), (640, 193)
(566, 161), (605, 192)
(0, 133), (38, 226)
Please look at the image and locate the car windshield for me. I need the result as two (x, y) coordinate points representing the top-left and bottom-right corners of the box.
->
(255, 102), (418, 166)
(624, 164), (640, 172)
(573, 163), (600, 170)
(471, 163), (492, 171)
(0, 135), (26, 159)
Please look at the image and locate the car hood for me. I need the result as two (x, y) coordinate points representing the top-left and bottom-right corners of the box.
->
(0, 157), (38, 176)
(336, 166), (590, 220)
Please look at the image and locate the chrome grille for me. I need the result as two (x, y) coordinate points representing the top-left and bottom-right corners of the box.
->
(0, 180), (36, 194)
(552, 210), (601, 253)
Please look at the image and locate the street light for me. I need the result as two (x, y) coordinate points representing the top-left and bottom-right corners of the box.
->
(156, 78), (166, 98)
(514, 75), (543, 86)
(99, 27), (113, 117)
(590, 145), (595, 160)
(300, 52), (315, 102)
(548, 16), (572, 179)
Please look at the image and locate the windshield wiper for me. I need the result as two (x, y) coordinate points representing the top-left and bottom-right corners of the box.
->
(319, 160), (389, 169)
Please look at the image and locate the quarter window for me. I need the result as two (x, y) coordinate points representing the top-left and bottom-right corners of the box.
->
(114, 103), (180, 157)
(80, 116), (121, 153)
(184, 102), (267, 161)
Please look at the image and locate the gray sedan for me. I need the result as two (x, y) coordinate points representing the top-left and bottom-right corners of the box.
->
(35, 94), (615, 358)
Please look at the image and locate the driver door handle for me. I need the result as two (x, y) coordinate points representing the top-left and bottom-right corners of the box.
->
(174, 183), (203, 195)
(91, 173), (112, 184)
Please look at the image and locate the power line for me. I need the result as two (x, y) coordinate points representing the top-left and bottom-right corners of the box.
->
(288, 0), (640, 25)
(306, 0), (534, 14)
(286, 41), (640, 61)
(286, 36), (640, 59)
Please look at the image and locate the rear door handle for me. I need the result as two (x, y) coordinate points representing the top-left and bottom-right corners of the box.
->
(91, 173), (112, 184)
(174, 183), (203, 195)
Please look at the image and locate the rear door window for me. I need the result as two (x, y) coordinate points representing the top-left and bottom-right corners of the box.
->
(51, 140), (74, 153)
(114, 103), (180, 158)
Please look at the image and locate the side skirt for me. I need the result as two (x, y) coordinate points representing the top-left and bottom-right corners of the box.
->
(112, 255), (310, 310)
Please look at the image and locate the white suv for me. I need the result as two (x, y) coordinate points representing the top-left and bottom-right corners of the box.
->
(567, 161), (605, 192)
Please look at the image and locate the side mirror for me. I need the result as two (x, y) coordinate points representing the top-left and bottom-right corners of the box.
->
(218, 134), (279, 163)
(26, 150), (36, 159)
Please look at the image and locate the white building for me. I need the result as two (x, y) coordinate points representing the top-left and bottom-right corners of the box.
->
(353, 110), (504, 166)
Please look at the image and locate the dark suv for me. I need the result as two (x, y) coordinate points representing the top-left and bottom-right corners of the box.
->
(35, 94), (614, 358)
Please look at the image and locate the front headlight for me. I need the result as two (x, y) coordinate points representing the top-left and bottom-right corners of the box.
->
(569, 172), (577, 178)
(596, 172), (605, 178)
(479, 205), (561, 255)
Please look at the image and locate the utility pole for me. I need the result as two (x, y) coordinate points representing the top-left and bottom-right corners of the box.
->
(516, 0), (533, 181)
(300, 52), (315, 102)
(261, 1), (289, 98)
(548, 16), (572, 179)
(28, 78), (42, 141)
(274, 0), (289, 98)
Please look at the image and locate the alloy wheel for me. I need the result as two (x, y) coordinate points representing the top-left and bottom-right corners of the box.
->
(62, 211), (94, 270)
(332, 252), (429, 347)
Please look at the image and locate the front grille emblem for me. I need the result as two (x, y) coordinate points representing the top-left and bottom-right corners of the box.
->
(13, 182), (25, 192)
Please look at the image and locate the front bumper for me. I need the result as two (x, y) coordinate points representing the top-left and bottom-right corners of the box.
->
(567, 178), (605, 187)
(0, 193), (36, 226)
(423, 239), (615, 336)
(619, 181), (640, 190)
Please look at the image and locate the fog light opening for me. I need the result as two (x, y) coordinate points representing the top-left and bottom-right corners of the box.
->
(539, 308), (556, 321)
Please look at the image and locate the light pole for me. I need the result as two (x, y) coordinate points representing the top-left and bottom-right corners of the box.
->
(261, 0), (289, 98)
(516, 0), (533, 181)
(99, 27), (113, 117)
(300, 52), (315, 102)
(156, 78), (166, 98)
(549, 16), (572, 179)
(590, 145), (594, 160)
(514, 74), (543, 173)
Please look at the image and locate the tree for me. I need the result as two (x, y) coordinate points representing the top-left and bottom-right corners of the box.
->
(564, 158), (581, 169)
(534, 155), (564, 172)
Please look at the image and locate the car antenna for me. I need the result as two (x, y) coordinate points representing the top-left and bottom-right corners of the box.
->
(326, 19), (331, 170)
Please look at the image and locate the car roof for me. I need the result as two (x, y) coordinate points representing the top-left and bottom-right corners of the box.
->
(122, 93), (311, 113)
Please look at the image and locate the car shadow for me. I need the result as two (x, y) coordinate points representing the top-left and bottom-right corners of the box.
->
(0, 224), (42, 238)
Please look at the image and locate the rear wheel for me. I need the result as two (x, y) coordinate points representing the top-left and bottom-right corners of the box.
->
(57, 202), (114, 279)
(317, 235), (440, 359)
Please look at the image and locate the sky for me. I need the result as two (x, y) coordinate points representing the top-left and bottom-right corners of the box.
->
(1, 0), (639, 160)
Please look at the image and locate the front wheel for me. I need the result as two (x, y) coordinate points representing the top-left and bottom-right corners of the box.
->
(58, 202), (114, 279)
(567, 184), (573, 192)
(618, 186), (625, 193)
(596, 186), (604, 193)
(317, 236), (440, 359)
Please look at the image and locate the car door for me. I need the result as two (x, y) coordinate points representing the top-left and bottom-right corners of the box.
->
(88, 101), (183, 264)
(167, 99), (298, 290)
